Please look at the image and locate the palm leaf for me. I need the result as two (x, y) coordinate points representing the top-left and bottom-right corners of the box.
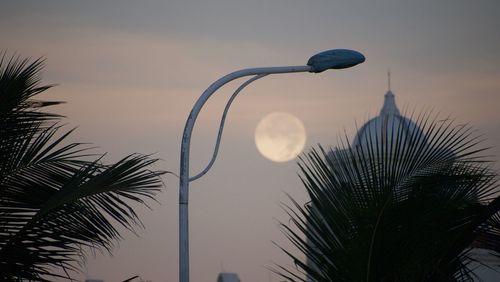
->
(0, 54), (166, 281)
(277, 112), (499, 281)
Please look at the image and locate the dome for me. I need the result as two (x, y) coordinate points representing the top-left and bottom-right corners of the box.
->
(351, 90), (425, 149)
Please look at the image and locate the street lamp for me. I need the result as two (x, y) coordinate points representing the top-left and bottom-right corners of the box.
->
(178, 49), (365, 282)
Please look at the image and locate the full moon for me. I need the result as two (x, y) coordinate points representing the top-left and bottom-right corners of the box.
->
(255, 112), (307, 162)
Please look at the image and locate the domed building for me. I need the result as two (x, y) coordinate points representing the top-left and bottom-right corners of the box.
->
(306, 73), (499, 282)
(351, 88), (424, 149)
(308, 74), (424, 282)
(325, 72), (428, 166)
(350, 71), (425, 153)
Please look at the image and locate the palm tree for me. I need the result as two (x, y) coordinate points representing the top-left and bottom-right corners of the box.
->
(277, 112), (500, 281)
(0, 55), (165, 281)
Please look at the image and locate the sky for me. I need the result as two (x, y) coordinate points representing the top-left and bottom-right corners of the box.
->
(2, 1), (500, 281)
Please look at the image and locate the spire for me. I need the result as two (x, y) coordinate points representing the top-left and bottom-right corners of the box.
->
(388, 68), (391, 91)
(380, 69), (400, 116)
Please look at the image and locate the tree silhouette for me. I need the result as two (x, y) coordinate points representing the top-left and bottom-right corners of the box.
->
(0, 55), (165, 281)
(277, 113), (500, 281)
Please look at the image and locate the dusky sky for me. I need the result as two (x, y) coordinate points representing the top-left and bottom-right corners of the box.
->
(2, 1), (500, 281)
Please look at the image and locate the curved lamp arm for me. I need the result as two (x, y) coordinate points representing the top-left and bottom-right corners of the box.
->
(179, 66), (312, 192)
(180, 65), (311, 190)
(189, 73), (268, 182)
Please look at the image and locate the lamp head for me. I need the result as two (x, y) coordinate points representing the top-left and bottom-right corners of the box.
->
(307, 49), (365, 73)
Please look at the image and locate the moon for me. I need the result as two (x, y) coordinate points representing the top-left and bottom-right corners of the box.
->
(254, 112), (307, 162)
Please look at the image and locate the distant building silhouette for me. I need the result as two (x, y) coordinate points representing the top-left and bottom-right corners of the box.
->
(217, 272), (241, 282)
(306, 73), (499, 281)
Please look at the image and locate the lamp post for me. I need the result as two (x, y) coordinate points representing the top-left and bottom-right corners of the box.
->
(178, 49), (365, 282)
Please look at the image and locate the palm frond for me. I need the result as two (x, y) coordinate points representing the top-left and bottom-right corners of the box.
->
(277, 112), (499, 281)
(0, 54), (166, 281)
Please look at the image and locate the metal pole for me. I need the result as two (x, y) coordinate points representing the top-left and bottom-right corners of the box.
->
(179, 65), (311, 282)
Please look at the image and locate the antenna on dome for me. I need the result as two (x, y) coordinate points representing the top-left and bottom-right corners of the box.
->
(387, 68), (391, 91)
(220, 261), (225, 272)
